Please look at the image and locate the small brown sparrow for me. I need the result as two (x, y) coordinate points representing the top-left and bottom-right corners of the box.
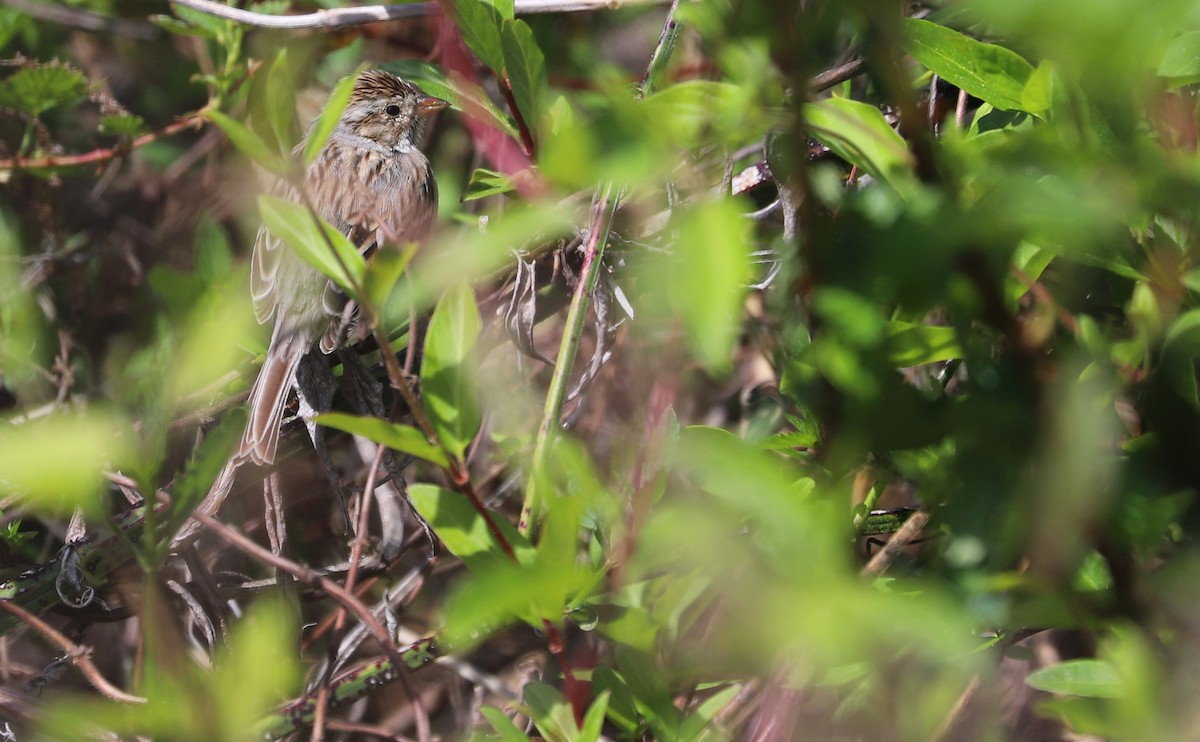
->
(239, 69), (447, 465)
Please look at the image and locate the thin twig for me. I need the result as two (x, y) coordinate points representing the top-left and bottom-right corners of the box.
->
(0, 600), (146, 704)
(0, 114), (205, 172)
(859, 510), (931, 578)
(169, 0), (666, 30)
(193, 513), (419, 679)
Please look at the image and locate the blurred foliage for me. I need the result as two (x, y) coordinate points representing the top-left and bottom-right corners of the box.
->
(2, 0), (1200, 740)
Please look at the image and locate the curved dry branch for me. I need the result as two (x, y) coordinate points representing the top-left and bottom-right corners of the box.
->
(169, 0), (667, 30)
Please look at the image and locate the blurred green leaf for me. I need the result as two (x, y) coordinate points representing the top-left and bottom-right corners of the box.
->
(480, 707), (532, 741)
(98, 114), (146, 137)
(667, 199), (753, 373)
(805, 97), (915, 194)
(257, 194), (365, 296)
(0, 64), (87, 116)
(207, 110), (286, 173)
(904, 18), (1038, 112)
(524, 682), (577, 741)
(264, 48), (296, 154)
(1026, 659), (1122, 698)
(1158, 29), (1200, 78)
(463, 167), (516, 201)
(884, 321), (962, 366)
(0, 411), (133, 516)
(218, 601), (302, 739)
(592, 667), (642, 734)
(316, 413), (448, 468)
(501, 19), (548, 138)
(421, 280), (483, 460)
(302, 65), (363, 166)
(364, 242), (417, 309)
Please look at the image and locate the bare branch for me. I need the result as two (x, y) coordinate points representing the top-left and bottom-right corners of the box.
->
(168, 0), (667, 30)
(0, 600), (146, 705)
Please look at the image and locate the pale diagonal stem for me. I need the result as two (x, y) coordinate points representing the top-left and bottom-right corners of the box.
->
(518, 184), (620, 536)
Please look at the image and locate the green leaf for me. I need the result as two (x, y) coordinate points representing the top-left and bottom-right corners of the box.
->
(98, 114), (146, 137)
(904, 19), (1038, 112)
(591, 668), (642, 734)
(524, 683), (577, 741)
(479, 707), (531, 742)
(150, 14), (217, 38)
(215, 600), (302, 739)
(421, 280), (482, 461)
(302, 66), (363, 166)
(1158, 30), (1200, 79)
(0, 64), (87, 116)
(448, 0), (506, 75)
(805, 97), (915, 194)
(884, 321), (962, 366)
(615, 646), (681, 738)
(315, 413), (448, 468)
(0, 411), (134, 516)
(257, 195), (365, 296)
(364, 242), (417, 309)
(463, 167), (516, 201)
(667, 199), (753, 373)
(264, 47), (297, 154)
(171, 2), (229, 37)
(207, 110), (286, 173)
(408, 483), (529, 571)
(501, 19), (548, 136)
(1026, 659), (1122, 698)
(579, 691), (611, 742)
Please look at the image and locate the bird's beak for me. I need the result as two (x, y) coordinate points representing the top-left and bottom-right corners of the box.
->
(416, 95), (450, 118)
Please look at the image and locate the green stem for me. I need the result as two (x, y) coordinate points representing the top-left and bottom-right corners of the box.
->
(639, 0), (681, 98)
(519, 184), (619, 536)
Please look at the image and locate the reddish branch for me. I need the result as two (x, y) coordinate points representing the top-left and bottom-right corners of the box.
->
(0, 115), (205, 172)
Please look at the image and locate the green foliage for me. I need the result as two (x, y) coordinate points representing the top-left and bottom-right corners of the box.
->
(257, 194), (366, 295)
(421, 281), (483, 461)
(9, 0), (1200, 739)
(0, 63), (86, 116)
(904, 18), (1041, 113)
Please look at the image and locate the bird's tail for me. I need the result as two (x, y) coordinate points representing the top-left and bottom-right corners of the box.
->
(238, 333), (309, 465)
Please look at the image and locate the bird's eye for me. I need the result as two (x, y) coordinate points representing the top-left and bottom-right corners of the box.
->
(385, 104), (401, 116)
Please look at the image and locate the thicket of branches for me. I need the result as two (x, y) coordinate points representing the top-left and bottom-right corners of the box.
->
(3, 0), (1200, 739)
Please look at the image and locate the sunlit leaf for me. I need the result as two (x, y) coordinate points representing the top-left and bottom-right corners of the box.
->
(1158, 29), (1200, 79)
(480, 707), (532, 741)
(904, 18), (1038, 112)
(805, 97), (915, 194)
(463, 167), (516, 201)
(448, 0), (506, 76)
(218, 601), (302, 739)
(884, 322), (962, 366)
(302, 65), (364, 166)
(501, 19), (547, 138)
(257, 195), (365, 296)
(0, 411), (133, 516)
(408, 483), (530, 571)
(207, 110), (285, 173)
(1026, 659), (1122, 698)
(421, 281), (482, 460)
(364, 241), (417, 309)
(316, 413), (448, 468)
